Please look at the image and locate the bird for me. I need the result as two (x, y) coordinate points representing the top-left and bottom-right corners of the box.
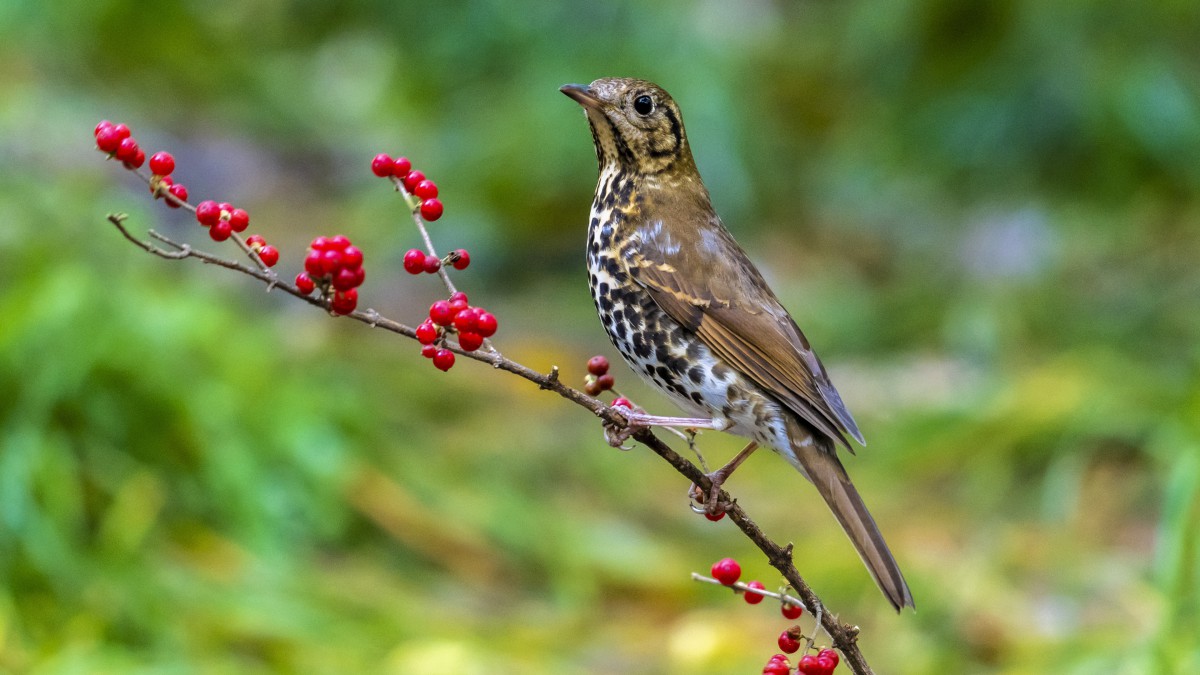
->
(560, 77), (914, 611)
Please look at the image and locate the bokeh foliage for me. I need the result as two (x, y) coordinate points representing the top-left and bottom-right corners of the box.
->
(2, 0), (1199, 672)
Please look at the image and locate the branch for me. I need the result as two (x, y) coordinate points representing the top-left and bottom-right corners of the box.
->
(103, 215), (875, 674)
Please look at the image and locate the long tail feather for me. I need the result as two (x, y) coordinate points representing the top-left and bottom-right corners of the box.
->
(786, 419), (915, 611)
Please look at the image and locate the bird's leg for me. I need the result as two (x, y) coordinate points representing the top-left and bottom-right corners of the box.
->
(604, 407), (729, 448)
(696, 441), (758, 512)
(618, 410), (731, 431)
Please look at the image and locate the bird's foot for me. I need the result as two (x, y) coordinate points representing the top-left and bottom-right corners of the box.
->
(603, 419), (636, 449)
(690, 441), (759, 512)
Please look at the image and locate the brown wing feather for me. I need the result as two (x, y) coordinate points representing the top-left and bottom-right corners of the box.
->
(625, 210), (864, 448)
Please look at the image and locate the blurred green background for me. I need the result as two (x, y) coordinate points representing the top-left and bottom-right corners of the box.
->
(2, 0), (1199, 672)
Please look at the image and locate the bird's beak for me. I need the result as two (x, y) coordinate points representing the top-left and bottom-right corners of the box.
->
(560, 83), (602, 110)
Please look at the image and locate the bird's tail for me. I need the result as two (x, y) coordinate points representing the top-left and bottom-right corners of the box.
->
(785, 417), (915, 611)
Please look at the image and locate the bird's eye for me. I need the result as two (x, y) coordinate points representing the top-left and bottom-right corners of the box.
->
(633, 95), (654, 115)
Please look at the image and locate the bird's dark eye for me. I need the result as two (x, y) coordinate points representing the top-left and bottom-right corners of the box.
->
(633, 95), (654, 115)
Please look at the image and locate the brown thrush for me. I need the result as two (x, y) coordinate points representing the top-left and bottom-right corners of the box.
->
(561, 78), (914, 611)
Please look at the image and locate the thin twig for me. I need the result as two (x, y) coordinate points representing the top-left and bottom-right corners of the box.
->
(690, 572), (808, 611)
(389, 175), (497, 354)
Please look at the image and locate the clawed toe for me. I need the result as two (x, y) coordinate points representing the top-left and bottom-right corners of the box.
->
(688, 480), (729, 516)
(603, 421), (635, 448)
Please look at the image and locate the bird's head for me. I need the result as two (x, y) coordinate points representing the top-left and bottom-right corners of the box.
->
(560, 78), (695, 176)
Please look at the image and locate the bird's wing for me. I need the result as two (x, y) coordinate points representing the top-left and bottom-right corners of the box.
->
(624, 213), (864, 449)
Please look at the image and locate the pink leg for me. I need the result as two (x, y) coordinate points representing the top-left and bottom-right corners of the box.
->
(603, 408), (729, 448)
(620, 409), (730, 431)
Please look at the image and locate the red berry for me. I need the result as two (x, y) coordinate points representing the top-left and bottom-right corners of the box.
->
(209, 220), (232, 241)
(710, 558), (741, 586)
(415, 321), (438, 345)
(96, 126), (122, 153)
(257, 245), (279, 267)
(763, 655), (790, 675)
(332, 267), (358, 291)
(95, 120), (113, 136)
(458, 331), (483, 351)
(782, 602), (804, 620)
(195, 200), (221, 226)
(341, 245), (363, 269)
(149, 151), (175, 176)
(245, 234), (267, 248)
(370, 153), (394, 177)
(423, 254), (441, 274)
(475, 311), (497, 337)
(320, 249), (341, 275)
(311, 235), (331, 251)
(350, 266), (365, 288)
(815, 655), (836, 673)
(218, 202), (234, 213)
(331, 288), (358, 315)
(228, 208), (249, 232)
(304, 251), (324, 277)
(329, 234), (351, 250)
(796, 655), (820, 675)
(432, 348), (455, 371)
(587, 355), (610, 376)
(421, 344), (437, 359)
(166, 183), (188, 208)
(445, 248), (468, 270)
(612, 397), (632, 409)
(124, 147), (146, 169)
(393, 156), (411, 177)
(420, 198), (443, 221)
(402, 170), (425, 192)
(596, 373), (615, 391)
(453, 308), (478, 333)
(403, 248), (426, 275)
(414, 179), (438, 199)
(112, 123), (131, 140)
(743, 581), (766, 604)
(817, 649), (839, 668)
(447, 291), (468, 312)
(704, 510), (725, 522)
(777, 631), (801, 655)
(295, 273), (315, 295)
(428, 300), (454, 326)
(115, 137), (139, 162)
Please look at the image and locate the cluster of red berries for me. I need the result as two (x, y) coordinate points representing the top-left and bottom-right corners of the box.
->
(415, 291), (498, 371)
(145, 150), (189, 209)
(96, 121), (283, 268)
(371, 153), (444, 221)
(94, 121), (188, 208)
(192, 197), (247, 243)
(403, 247), (470, 275)
(94, 120), (146, 169)
(584, 355), (617, 396)
(763, 649), (840, 675)
(708, 558), (838, 673)
(244, 235), (280, 267)
(296, 235), (366, 315)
